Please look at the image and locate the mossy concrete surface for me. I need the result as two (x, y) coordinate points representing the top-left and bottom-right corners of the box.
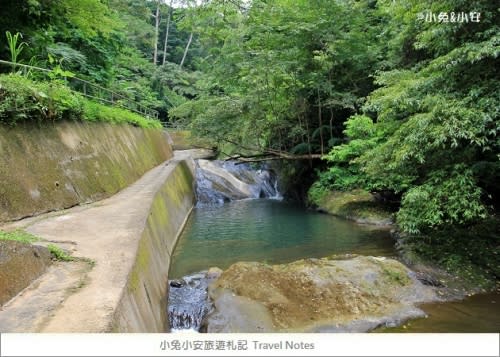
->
(113, 158), (196, 332)
(0, 240), (52, 306)
(0, 121), (173, 222)
(315, 189), (394, 226)
(0, 151), (201, 332)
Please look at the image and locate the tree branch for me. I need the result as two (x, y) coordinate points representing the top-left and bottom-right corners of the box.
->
(219, 138), (323, 163)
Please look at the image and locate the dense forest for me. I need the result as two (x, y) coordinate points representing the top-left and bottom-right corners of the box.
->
(0, 0), (498, 284)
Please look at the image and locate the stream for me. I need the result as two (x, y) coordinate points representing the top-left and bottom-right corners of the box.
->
(169, 199), (395, 279)
(167, 160), (500, 333)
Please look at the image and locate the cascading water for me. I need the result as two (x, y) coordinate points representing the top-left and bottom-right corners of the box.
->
(168, 272), (214, 332)
(168, 159), (283, 332)
(194, 159), (282, 206)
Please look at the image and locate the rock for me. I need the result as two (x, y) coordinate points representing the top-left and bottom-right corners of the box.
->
(205, 290), (275, 333)
(195, 160), (279, 205)
(205, 256), (438, 332)
(206, 267), (223, 280)
(312, 189), (395, 226)
(0, 240), (52, 306)
(169, 280), (185, 288)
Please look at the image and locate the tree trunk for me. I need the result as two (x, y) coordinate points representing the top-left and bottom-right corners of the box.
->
(304, 111), (313, 168)
(153, 0), (161, 65)
(318, 88), (324, 155)
(162, 1), (172, 65)
(179, 32), (193, 68)
(329, 107), (334, 142)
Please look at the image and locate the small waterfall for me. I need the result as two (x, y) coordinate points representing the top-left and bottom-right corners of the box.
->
(195, 159), (282, 206)
(168, 160), (283, 331)
(168, 272), (214, 332)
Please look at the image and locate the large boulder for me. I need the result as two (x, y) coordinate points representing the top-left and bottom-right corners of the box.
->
(205, 255), (438, 332)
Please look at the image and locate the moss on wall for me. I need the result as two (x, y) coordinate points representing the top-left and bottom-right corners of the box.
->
(113, 160), (195, 332)
(0, 121), (173, 222)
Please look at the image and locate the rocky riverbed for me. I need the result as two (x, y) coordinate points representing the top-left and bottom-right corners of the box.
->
(169, 255), (442, 333)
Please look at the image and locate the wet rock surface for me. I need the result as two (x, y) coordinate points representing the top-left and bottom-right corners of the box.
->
(204, 255), (439, 332)
(168, 271), (220, 332)
(195, 160), (280, 206)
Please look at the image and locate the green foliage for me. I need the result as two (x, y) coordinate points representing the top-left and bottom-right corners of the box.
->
(5, 31), (27, 64)
(170, 0), (381, 153)
(47, 243), (74, 261)
(343, 115), (376, 141)
(312, 115), (381, 192)
(0, 74), (160, 128)
(0, 74), (84, 125)
(60, 0), (123, 38)
(313, 166), (365, 192)
(47, 43), (87, 69)
(402, 216), (500, 287)
(0, 0), (498, 245)
(307, 182), (329, 205)
(0, 229), (39, 244)
(311, 0), (499, 234)
(82, 100), (161, 128)
(397, 166), (487, 234)
(325, 116), (381, 165)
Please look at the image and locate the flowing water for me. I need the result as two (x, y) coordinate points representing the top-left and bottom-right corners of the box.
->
(167, 272), (213, 332)
(168, 160), (499, 333)
(194, 160), (281, 206)
(168, 199), (395, 331)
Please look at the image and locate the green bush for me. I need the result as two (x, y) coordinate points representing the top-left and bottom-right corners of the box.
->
(0, 74), (161, 128)
(47, 244), (74, 261)
(82, 100), (161, 128)
(307, 182), (329, 204)
(397, 165), (487, 234)
(313, 166), (366, 193)
(0, 74), (84, 125)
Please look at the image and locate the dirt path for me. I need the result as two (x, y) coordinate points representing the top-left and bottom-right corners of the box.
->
(0, 149), (211, 332)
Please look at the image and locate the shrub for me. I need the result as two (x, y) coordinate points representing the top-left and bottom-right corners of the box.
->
(0, 74), (161, 128)
(397, 165), (487, 234)
(0, 74), (83, 125)
(82, 100), (161, 128)
(47, 244), (74, 261)
(307, 182), (329, 204)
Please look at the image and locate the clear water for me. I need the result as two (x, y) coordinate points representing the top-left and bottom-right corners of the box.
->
(169, 198), (500, 333)
(169, 199), (395, 279)
(377, 291), (500, 333)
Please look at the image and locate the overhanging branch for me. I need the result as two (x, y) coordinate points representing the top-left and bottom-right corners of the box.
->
(220, 138), (323, 163)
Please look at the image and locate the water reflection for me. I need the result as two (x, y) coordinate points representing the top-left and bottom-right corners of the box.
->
(376, 292), (500, 333)
(170, 199), (395, 278)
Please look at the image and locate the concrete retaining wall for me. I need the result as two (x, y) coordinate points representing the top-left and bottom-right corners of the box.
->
(0, 121), (173, 222)
(0, 121), (197, 332)
(112, 159), (195, 332)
